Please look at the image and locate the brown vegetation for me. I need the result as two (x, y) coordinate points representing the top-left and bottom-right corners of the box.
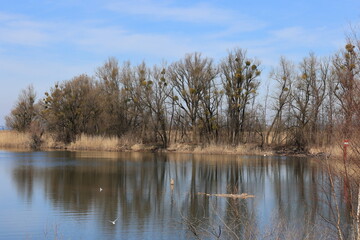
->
(0, 130), (274, 156)
(2, 31), (360, 157)
(3, 29), (360, 240)
(0, 130), (30, 149)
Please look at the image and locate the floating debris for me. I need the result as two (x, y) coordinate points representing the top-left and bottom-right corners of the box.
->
(197, 192), (255, 199)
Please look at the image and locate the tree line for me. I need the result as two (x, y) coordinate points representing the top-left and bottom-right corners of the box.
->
(5, 36), (360, 151)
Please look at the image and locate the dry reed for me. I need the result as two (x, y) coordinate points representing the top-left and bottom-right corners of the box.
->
(0, 130), (30, 149)
(191, 143), (265, 156)
(0, 130), (346, 160)
(67, 134), (120, 151)
(309, 144), (352, 158)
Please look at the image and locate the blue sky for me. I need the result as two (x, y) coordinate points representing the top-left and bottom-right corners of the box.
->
(1, 0), (360, 125)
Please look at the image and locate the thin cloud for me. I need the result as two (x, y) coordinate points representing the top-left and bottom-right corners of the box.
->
(106, 0), (266, 32)
(0, 12), (24, 21)
(0, 12), (50, 46)
(270, 26), (342, 49)
(271, 27), (316, 44)
(62, 25), (195, 59)
(0, 11), (193, 59)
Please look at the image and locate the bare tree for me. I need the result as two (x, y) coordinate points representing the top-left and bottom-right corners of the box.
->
(266, 57), (294, 145)
(123, 63), (172, 147)
(333, 42), (360, 139)
(121, 62), (150, 142)
(198, 83), (224, 144)
(290, 53), (327, 151)
(96, 57), (129, 137)
(43, 74), (99, 143)
(169, 53), (217, 143)
(6, 85), (36, 132)
(220, 48), (261, 144)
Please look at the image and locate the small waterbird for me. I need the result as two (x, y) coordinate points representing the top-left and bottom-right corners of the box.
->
(109, 217), (119, 225)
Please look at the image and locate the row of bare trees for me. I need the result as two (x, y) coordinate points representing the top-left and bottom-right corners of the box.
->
(5, 38), (360, 150)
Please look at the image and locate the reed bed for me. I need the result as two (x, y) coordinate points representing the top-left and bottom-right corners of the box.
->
(67, 134), (120, 151)
(0, 130), (345, 159)
(0, 130), (30, 149)
(192, 143), (265, 155)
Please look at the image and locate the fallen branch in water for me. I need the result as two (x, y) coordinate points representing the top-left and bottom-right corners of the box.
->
(197, 192), (255, 199)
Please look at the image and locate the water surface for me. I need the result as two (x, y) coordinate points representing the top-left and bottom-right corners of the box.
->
(0, 150), (350, 239)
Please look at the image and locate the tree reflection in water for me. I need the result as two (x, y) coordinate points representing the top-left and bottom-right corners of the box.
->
(10, 151), (351, 239)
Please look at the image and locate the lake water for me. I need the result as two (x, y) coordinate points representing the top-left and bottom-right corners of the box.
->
(0, 150), (351, 239)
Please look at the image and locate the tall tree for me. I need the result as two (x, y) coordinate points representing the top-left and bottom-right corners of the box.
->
(287, 53), (328, 150)
(291, 55), (316, 150)
(127, 64), (172, 147)
(6, 85), (36, 132)
(266, 57), (294, 145)
(43, 74), (99, 143)
(333, 42), (360, 139)
(220, 48), (261, 144)
(145, 65), (172, 147)
(121, 62), (150, 142)
(197, 79), (223, 144)
(169, 53), (217, 143)
(96, 57), (130, 137)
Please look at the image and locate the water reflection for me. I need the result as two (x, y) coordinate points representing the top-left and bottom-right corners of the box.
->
(5, 151), (350, 239)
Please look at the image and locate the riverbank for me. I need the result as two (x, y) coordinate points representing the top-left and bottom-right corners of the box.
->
(0, 130), (344, 158)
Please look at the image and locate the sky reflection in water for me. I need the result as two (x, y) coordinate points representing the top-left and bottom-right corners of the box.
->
(0, 150), (350, 239)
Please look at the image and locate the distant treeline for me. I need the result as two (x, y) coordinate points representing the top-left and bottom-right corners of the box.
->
(5, 35), (360, 150)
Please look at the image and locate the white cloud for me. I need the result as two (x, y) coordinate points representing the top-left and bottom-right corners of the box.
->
(0, 55), (99, 125)
(106, 0), (266, 32)
(0, 11), (195, 59)
(107, 1), (226, 23)
(0, 12), (50, 46)
(0, 8), (346, 69)
(0, 27), (49, 46)
(270, 26), (343, 49)
(0, 12), (23, 21)
(271, 27), (316, 44)
(70, 26), (195, 59)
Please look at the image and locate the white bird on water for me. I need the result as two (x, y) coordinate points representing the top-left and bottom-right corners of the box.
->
(99, 187), (103, 192)
(109, 217), (119, 225)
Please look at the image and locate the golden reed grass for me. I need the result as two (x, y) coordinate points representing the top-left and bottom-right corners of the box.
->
(0, 130), (348, 159)
(166, 142), (273, 156)
(0, 130), (56, 149)
(68, 134), (120, 151)
(0, 130), (30, 149)
(192, 143), (265, 155)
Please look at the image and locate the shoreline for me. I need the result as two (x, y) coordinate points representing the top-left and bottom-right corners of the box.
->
(0, 130), (340, 158)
